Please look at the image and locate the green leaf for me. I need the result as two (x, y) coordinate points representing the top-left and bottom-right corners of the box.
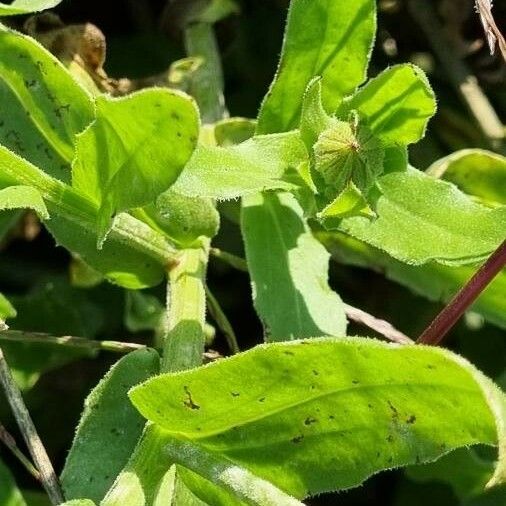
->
(0, 292), (16, 319)
(0, 0), (62, 16)
(241, 191), (346, 341)
(256, 0), (376, 134)
(60, 501), (96, 506)
(153, 466), (208, 506)
(427, 149), (506, 206)
(0, 185), (48, 219)
(172, 131), (306, 200)
(164, 439), (304, 506)
(61, 349), (160, 504)
(0, 145), (167, 289)
(71, 89), (199, 246)
(130, 337), (506, 499)
(338, 168), (506, 265)
(124, 291), (165, 334)
(321, 233), (506, 330)
(138, 191), (220, 247)
(406, 448), (495, 500)
(214, 117), (256, 147)
(0, 458), (26, 506)
(0, 26), (94, 180)
(337, 64), (436, 146)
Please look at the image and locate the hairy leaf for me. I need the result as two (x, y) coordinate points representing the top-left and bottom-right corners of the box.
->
(257, 0), (376, 134)
(61, 349), (160, 503)
(72, 89), (199, 245)
(337, 64), (436, 146)
(0, 185), (48, 219)
(338, 168), (506, 265)
(427, 149), (506, 206)
(0, 26), (94, 180)
(138, 191), (220, 247)
(165, 439), (304, 506)
(172, 131), (306, 200)
(321, 233), (506, 330)
(242, 192), (346, 341)
(0, 145), (167, 288)
(130, 338), (506, 499)
(0, 0), (62, 16)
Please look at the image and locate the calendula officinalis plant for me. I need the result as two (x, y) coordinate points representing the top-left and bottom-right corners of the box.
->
(0, 0), (505, 505)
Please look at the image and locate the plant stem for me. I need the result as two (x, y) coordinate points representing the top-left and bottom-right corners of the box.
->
(184, 22), (227, 123)
(0, 347), (64, 505)
(344, 303), (413, 345)
(0, 422), (41, 482)
(162, 244), (209, 372)
(210, 247), (248, 272)
(205, 285), (240, 353)
(0, 330), (146, 353)
(417, 239), (506, 346)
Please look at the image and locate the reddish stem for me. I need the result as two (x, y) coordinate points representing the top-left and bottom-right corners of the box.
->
(417, 239), (506, 346)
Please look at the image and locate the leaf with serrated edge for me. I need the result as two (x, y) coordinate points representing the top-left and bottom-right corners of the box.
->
(172, 131), (306, 200)
(242, 191), (347, 341)
(338, 168), (506, 265)
(0, 26), (94, 181)
(257, 0), (376, 134)
(0, 185), (48, 219)
(72, 88), (199, 246)
(337, 64), (436, 146)
(130, 337), (506, 499)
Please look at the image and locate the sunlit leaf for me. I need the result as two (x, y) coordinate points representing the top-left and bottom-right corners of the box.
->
(242, 191), (347, 341)
(337, 64), (436, 146)
(0, 26), (94, 181)
(130, 337), (506, 499)
(427, 149), (506, 206)
(72, 89), (199, 246)
(338, 168), (506, 265)
(173, 131), (305, 200)
(257, 0), (376, 134)
(0, 0), (62, 16)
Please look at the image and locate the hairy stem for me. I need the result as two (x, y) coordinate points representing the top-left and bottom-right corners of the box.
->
(162, 244), (209, 372)
(0, 347), (64, 505)
(417, 239), (506, 345)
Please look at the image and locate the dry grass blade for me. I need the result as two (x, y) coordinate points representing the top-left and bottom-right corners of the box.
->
(475, 0), (506, 61)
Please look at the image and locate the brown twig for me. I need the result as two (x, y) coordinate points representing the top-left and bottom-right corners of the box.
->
(344, 303), (414, 345)
(474, 0), (506, 61)
(417, 240), (506, 345)
(0, 347), (64, 504)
